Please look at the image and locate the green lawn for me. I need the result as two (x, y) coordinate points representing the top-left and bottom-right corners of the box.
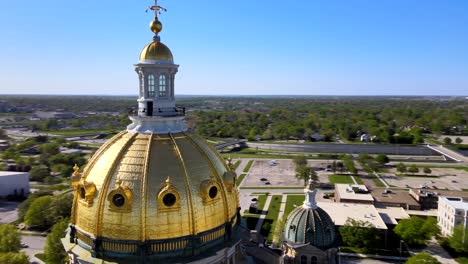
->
(328, 174), (355, 184)
(243, 160), (255, 173)
(233, 160), (241, 170)
(263, 195), (283, 242)
(236, 173), (247, 186)
(284, 195), (304, 219)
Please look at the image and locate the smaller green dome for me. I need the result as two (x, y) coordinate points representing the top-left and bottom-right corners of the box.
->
(284, 206), (337, 249)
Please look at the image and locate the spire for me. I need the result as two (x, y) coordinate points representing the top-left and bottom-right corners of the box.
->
(146, 0), (167, 42)
(303, 176), (318, 209)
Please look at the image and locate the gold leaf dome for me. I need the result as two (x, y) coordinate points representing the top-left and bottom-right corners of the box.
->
(140, 41), (174, 62)
(71, 131), (239, 257)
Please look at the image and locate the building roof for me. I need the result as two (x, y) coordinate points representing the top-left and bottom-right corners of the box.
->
(412, 188), (468, 199)
(335, 184), (374, 202)
(0, 171), (28, 177)
(376, 207), (410, 225)
(284, 205), (337, 249)
(318, 202), (388, 230)
(371, 188), (420, 207)
(71, 131), (239, 258)
(440, 196), (468, 211)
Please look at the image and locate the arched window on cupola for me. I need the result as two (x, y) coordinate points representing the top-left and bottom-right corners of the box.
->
(148, 75), (155, 97)
(300, 255), (307, 264)
(159, 75), (167, 97)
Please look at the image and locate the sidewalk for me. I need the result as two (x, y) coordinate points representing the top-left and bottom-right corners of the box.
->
(255, 195), (273, 232)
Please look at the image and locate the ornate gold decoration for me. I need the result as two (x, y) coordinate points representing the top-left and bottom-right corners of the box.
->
(199, 180), (221, 204)
(227, 156), (234, 171)
(71, 164), (97, 208)
(223, 171), (236, 192)
(157, 177), (181, 211)
(107, 179), (133, 212)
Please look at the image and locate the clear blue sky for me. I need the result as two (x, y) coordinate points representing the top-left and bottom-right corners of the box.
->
(0, 0), (467, 96)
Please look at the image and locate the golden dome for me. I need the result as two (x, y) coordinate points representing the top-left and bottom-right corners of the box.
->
(71, 131), (239, 258)
(140, 41), (174, 62)
(150, 18), (163, 34)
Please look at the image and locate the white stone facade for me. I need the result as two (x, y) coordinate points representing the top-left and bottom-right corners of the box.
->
(438, 196), (468, 236)
(0, 171), (29, 197)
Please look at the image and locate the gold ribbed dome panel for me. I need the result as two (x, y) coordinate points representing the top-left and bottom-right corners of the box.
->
(140, 41), (174, 62)
(72, 131), (239, 242)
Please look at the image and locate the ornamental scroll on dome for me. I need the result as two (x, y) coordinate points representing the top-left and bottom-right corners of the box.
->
(71, 164), (97, 207)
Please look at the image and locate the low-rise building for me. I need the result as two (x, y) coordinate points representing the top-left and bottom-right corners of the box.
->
(371, 188), (421, 210)
(438, 196), (468, 236)
(0, 171), (29, 198)
(411, 188), (468, 210)
(335, 184), (374, 204)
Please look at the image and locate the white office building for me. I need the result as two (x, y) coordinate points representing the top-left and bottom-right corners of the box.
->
(438, 196), (468, 236)
(0, 171), (29, 198)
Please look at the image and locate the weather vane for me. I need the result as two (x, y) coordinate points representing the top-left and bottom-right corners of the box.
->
(146, 0), (167, 18)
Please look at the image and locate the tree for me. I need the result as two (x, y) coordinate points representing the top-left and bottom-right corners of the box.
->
(0, 224), (21, 253)
(455, 137), (463, 144)
(293, 155), (307, 167)
(396, 163), (407, 173)
(18, 192), (52, 222)
(375, 154), (390, 165)
(444, 137), (452, 145)
(25, 195), (54, 230)
(339, 218), (381, 250)
(50, 193), (73, 222)
(0, 253), (29, 264)
(448, 225), (468, 254)
(342, 155), (357, 174)
(295, 166), (312, 185)
(423, 167), (432, 174)
(406, 252), (440, 264)
(44, 218), (69, 264)
(408, 165), (419, 174)
(29, 165), (50, 182)
(394, 216), (439, 246)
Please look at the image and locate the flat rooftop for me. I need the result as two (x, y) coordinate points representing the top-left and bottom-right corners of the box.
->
(412, 188), (468, 199)
(318, 201), (387, 230)
(376, 207), (410, 225)
(440, 196), (468, 211)
(0, 171), (28, 177)
(371, 188), (420, 207)
(335, 184), (374, 202)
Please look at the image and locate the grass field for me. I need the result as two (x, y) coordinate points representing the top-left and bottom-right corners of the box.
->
(284, 195), (304, 219)
(40, 129), (117, 136)
(328, 174), (355, 184)
(233, 160), (241, 170)
(263, 195), (282, 242)
(243, 160), (255, 173)
(236, 173), (247, 186)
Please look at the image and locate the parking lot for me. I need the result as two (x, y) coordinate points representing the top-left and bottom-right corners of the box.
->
(383, 168), (468, 191)
(0, 201), (20, 224)
(242, 159), (334, 187)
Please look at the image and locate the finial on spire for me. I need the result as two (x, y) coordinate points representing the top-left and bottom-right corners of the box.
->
(146, 0), (167, 19)
(146, 0), (167, 40)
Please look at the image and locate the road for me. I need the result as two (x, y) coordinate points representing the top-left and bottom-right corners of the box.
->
(21, 235), (46, 264)
(247, 142), (435, 156)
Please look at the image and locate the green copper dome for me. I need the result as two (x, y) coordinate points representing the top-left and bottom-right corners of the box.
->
(284, 206), (337, 249)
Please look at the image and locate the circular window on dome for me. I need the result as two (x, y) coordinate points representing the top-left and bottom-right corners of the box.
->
(112, 194), (125, 207)
(163, 193), (177, 207)
(79, 187), (86, 199)
(209, 186), (218, 199)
